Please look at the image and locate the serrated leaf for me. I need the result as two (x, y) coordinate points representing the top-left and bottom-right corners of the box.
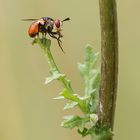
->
(60, 89), (91, 113)
(86, 71), (100, 96)
(78, 45), (100, 114)
(64, 102), (78, 110)
(85, 45), (99, 70)
(60, 89), (80, 102)
(61, 115), (89, 130)
(89, 98), (99, 113)
(78, 45), (100, 95)
(45, 73), (65, 84)
(61, 115), (82, 129)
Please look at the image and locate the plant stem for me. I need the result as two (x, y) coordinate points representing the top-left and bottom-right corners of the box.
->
(34, 38), (89, 114)
(45, 46), (73, 91)
(45, 46), (60, 72)
(98, 0), (118, 138)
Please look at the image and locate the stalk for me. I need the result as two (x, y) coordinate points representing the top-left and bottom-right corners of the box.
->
(98, 0), (118, 139)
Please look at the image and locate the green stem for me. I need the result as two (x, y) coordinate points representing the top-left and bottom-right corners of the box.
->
(45, 47), (60, 72)
(98, 0), (118, 137)
(33, 38), (89, 114)
(33, 38), (74, 94)
(45, 45), (73, 91)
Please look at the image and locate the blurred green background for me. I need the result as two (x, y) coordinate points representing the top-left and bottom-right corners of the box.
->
(0, 0), (140, 140)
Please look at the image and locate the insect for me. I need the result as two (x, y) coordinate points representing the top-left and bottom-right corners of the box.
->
(22, 17), (70, 52)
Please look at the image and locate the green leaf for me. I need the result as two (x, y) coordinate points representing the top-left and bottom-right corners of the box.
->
(45, 73), (65, 84)
(78, 45), (99, 77)
(78, 45), (100, 113)
(90, 70), (100, 90)
(61, 115), (89, 130)
(85, 45), (99, 70)
(64, 102), (78, 110)
(78, 45), (100, 95)
(61, 115), (82, 129)
(60, 89), (80, 102)
(60, 89), (91, 113)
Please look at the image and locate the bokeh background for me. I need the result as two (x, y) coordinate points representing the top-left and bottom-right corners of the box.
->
(0, 0), (139, 140)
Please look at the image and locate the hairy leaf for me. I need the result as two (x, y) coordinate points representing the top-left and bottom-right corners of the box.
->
(60, 88), (80, 102)
(78, 45), (100, 113)
(61, 115), (82, 129)
(78, 45), (100, 95)
(60, 89), (90, 113)
(61, 115), (89, 130)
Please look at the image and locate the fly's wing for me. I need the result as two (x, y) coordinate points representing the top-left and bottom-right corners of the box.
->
(43, 17), (54, 21)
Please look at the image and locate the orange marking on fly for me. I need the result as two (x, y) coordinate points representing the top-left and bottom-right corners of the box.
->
(22, 17), (70, 52)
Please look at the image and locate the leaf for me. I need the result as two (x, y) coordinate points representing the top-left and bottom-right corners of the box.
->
(45, 73), (65, 84)
(61, 115), (89, 130)
(78, 45), (100, 95)
(90, 70), (100, 90)
(60, 89), (80, 102)
(60, 89), (91, 113)
(64, 102), (78, 110)
(78, 44), (100, 113)
(85, 45), (99, 70)
(61, 115), (82, 129)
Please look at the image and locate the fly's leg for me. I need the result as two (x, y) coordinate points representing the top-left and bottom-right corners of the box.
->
(48, 32), (65, 53)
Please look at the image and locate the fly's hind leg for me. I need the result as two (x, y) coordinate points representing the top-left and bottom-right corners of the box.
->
(48, 33), (65, 53)
(57, 32), (65, 53)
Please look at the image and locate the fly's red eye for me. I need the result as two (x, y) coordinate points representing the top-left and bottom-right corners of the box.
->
(54, 19), (61, 28)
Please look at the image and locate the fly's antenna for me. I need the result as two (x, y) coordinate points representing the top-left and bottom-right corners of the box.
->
(62, 17), (70, 22)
